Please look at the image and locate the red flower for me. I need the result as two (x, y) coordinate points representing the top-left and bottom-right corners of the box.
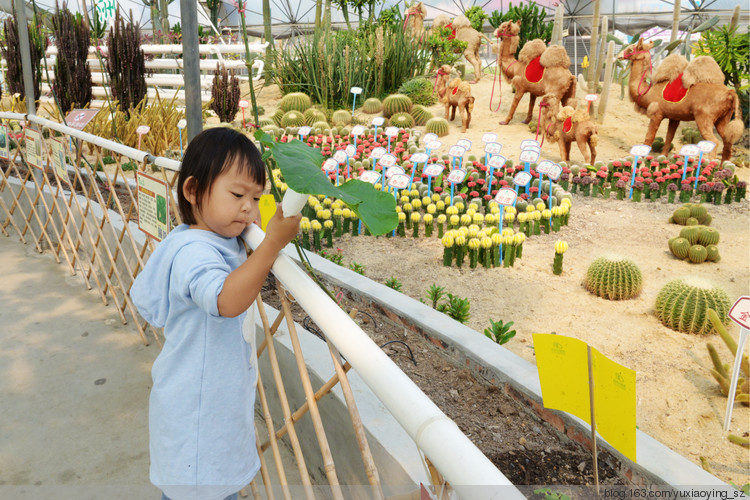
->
(597, 170), (607, 178)
(612, 161), (622, 167)
(697, 176), (707, 182)
(624, 161), (632, 167)
(435, 186), (443, 193)
(483, 194), (492, 201)
(635, 176), (644, 183)
(470, 190), (479, 197)
(467, 181), (476, 188)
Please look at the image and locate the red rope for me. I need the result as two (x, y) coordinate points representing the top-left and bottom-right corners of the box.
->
(624, 50), (653, 99)
(489, 33), (502, 112)
(434, 68), (449, 96)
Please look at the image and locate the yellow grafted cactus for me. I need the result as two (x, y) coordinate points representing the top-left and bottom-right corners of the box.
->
(460, 214), (472, 226)
(411, 212), (421, 237)
(423, 212), (435, 237)
(321, 209), (332, 220)
(468, 237), (481, 268)
(422, 196), (432, 206)
(455, 202), (465, 213)
(446, 206), (459, 216)
(323, 197), (332, 207)
(323, 219), (334, 247)
(412, 199), (423, 210)
(535, 202), (545, 211)
(449, 214), (460, 228)
(553, 239), (568, 275)
(455, 234), (467, 267)
(427, 203), (437, 214)
(502, 228), (514, 237)
(300, 218), (312, 249)
(432, 193), (441, 202)
(397, 211), (407, 237)
(323, 220), (334, 229)
(436, 200), (446, 211)
(468, 226), (479, 239)
(442, 234), (455, 266)
(466, 208), (476, 217)
(526, 205), (535, 213)
(400, 195), (410, 204)
(504, 212), (515, 223)
(485, 214), (495, 225)
(542, 209), (552, 219)
(490, 205), (500, 215)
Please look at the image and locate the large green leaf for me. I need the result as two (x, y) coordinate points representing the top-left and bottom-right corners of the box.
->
(256, 130), (398, 235)
(694, 16), (720, 33)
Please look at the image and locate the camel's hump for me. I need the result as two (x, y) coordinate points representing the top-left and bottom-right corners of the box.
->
(683, 56), (725, 87)
(653, 53), (688, 84)
(518, 39), (546, 65)
(540, 45), (571, 68)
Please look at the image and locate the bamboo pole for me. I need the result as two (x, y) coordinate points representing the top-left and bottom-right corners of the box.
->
(670, 0), (681, 44)
(594, 16), (608, 91)
(277, 283), (345, 499)
(597, 41), (616, 123)
(588, 0), (601, 93)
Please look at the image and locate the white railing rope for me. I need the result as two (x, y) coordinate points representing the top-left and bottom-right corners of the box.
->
(243, 224), (523, 498)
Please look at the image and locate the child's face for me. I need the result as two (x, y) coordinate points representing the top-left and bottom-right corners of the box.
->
(185, 160), (264, 238)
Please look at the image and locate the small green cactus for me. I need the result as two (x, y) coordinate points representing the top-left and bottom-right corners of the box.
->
(690, 203), (707, 221)
(411, 104), (433, 126)
(382, 94), (413, 117)
(706, 308), (749, 406)
(706, 244), (721, 262)
(685, 217), (699, 226)
(390, 112), (415, 129)
(280, 110), (305, 128)
(584, 256), (643, 300)
(362, 97), (383, 114)
(304, 108), (327, 126)
(679, 226), (702, 245)
(311, 120), (329, 132)
(654, 278), (731, 335)
(279, 92), (312, 112)
(668, 237), (691, 259)
(671, 206), (691, 224)
(697, 227), (720, 246)
(688, 244), (708, 264)
(331, 109), (352, 126)
(424, 117), (450, 137)
(272, 108), (285, 126)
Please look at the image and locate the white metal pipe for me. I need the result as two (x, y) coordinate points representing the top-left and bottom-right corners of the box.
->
(45, 42), (268, 56)
(243, 225), (523, 498)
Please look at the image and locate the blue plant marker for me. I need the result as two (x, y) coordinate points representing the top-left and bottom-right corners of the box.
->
(628, 155), (639, 199)
(498, 206), (505, 263)
(427, 175), (432, 196)
(351, 87), (362, 118)
(450, 182), (455, 206)
(693, 152), (704, 189)
(387, 135), (392, 153)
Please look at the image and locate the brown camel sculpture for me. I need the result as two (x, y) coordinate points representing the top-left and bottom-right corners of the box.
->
(432, 15), (490, 83)
(494, 20), (576, 125)
(539, 94), (598, 165)
(621, 39), (744, 163)
(442, 77), (475, 132)
(403, 2), (427, 38)
(435, 64), (452, 99)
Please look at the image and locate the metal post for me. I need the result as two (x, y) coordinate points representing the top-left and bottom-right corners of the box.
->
(14, 0), (36, 116)
(180, 0), (203, 140)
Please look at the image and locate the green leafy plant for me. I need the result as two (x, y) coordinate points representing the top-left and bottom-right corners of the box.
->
(319, 247), (344, 265)
(385, 276), (403, 291)
(437, 293), (471, 324)
(426, 26), (468, 67)
(484, 319), (516, 345)
(425, 284), (446, 309)
(533, 488), (571, 500)
(464, 6), (487, 32)
(397, 77), (437, 106)
(348, 261), (366, 275)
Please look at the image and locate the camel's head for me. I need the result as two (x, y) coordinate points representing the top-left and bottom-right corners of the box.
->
(406, 2), (427, 17)
(620, 38), (654, 62)
(540, 94), (561, 114)
(438, 64), (453, 77)
(494, 20), (521, 39)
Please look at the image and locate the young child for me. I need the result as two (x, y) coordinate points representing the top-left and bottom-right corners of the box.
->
(131, 127), (301, 500)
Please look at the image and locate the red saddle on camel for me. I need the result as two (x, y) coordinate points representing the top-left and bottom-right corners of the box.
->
(525, 55), (544, 84)
(662, 73), (689, 103)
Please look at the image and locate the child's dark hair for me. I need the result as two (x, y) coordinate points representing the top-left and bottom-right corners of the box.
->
(177, 127), (266, 225)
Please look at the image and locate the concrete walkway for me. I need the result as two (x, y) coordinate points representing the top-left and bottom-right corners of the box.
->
(0, 235), (160, 498)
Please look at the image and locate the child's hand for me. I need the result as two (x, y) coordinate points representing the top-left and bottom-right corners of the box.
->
(263, 204), (302, 252)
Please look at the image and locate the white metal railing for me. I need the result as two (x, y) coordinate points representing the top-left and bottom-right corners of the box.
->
(0, 112), (522, 497)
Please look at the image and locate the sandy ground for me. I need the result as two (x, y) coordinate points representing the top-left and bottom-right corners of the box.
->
(255, 76), (750, 487)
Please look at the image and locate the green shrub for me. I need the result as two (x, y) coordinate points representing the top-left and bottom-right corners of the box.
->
(398, 77), (437, 106)
(487, 2), (553, 57)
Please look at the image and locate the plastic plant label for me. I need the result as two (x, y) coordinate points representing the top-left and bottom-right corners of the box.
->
(426, 140), (442, 151)
(422, 133), (438, 143)
(238, 99), (249, 108)
(456, 139), (472, 151)
(333, 150), (348, 164)
(388, 173), (410, 190)
(488, 155), (507, 168)
(65, 109), (99, 130)
(484, 142), (502, 155)
(519, 149), (539, 163)
(359, 170), (380, 184)
(136, 171), (170, 241)
(585, 94), (598, 102)
(136, 125), (151, 135)
(385, 126), (399, 137)
(258, 194), (276, 231)
(351, 125), (365, 136)
(629, 144), (650, 156)
(447, 169), (467, 184)
(385, 166), (405, 178)
(424, 164), (444, 177)
(522, 145), (541, 153)
(494, 187), (517, 206)
(322, 158), (338, 173)
(547, 163), (563, 181)
(350, 86), (363, 95)
(410, 152), (428, 164)
(372, 117), (385, 126)
(298, 126), (311, 136)
(345, 144), (356, 157)
(370, 147), (386, 159)
(520, 139), (539, 150)
(448, 145), (466, 158)
(697, 140), (716, 153)
(24, 128), (43, 169)
(513, 171), (532, 186)
(379, 153), (398, 168)
(536, 160), (555, 175)
(50, 139), (68, 183)
(482, 132), (498, 143)
(679, 144), (700, 157)
(728, 296), (750, 330)
(177, 119), (187, 130)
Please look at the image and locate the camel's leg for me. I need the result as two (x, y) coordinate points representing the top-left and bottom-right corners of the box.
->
(662, 119), (680, 157)
(465, 50), (482, 83)
(643, 113), (664, 146)
(444, 102), (451, 121)
(462, 106), (472, 132)
(500, 91), (525, 125)
(450, 104), (457, 122)
(557, 137), (568, 161)
(523, 94), (538, 125)
(564, 139), (572, 161)
(694, 114), (723, 162)
(576, 134), (591, 165)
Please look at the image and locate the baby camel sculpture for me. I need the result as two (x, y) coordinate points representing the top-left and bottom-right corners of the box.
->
(435, 64), (452, 99)
(442, 77), (475, 132)
(539, 94), (598, 165)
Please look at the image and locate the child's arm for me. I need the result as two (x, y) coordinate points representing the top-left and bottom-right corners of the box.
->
(218, 207), (302, 318)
